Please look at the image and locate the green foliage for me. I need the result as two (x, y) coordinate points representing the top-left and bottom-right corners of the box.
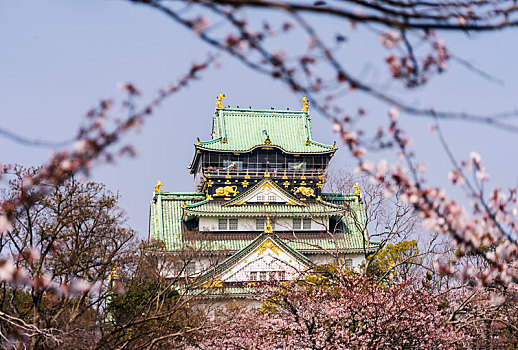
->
(101, 268), (207, 349)
(107, 275), (179, 324)
(368, 240), (420, 278)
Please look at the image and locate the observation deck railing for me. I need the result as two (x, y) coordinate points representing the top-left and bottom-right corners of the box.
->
(202, 167), (327, 179)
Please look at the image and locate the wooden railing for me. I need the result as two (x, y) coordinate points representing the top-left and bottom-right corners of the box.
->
(202, 167), (326, 179)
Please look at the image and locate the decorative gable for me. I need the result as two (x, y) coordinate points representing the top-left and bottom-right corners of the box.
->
(224, 179), (304, 206)
(219, 236), (312, 283)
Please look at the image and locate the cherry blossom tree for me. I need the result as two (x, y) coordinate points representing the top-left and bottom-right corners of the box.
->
(0, 167), (138, 347)
(194, 271), (461, 349)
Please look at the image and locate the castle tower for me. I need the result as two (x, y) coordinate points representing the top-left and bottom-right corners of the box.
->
(148, 97), (376, 298)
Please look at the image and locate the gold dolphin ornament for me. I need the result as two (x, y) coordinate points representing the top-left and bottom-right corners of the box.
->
(300, 97), (309, 112)
(155, 181), (164, 193)
(216, 93), (226, 110)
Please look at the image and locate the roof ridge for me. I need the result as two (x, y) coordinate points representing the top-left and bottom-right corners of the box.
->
(217, 108), (308, 114)
(308, 140), (335, 149)
(270, 234), (314, 266)
(199, 138), (222, 146)
(154, 192), (205, 199)
(185, 199), (210, 208)
(316, 198), (347, 209)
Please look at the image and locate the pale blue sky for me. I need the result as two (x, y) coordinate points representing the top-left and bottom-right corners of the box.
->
(1, 0), (517, 238)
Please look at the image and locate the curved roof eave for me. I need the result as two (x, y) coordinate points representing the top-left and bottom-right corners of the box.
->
(188, 143), (336, 170)
(196, 143), (336, 155)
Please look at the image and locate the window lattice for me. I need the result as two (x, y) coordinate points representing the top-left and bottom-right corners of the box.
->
(249, 271), (286, 281)
(218, 219), (227, 230)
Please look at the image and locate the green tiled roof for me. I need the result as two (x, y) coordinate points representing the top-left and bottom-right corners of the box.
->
(184, 201), (344, 217)
(149, 192), (377, 253)
(197, 108), (335, 154)
(183, 285), (267, 298)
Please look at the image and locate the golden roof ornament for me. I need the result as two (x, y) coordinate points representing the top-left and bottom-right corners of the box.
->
(300, 96), (309, 112)
(216, 92), (226, 110)
(154, 181), (164, 193)
(263, 130), (271, 144)
(353, 183), (361, 195)
(109, 264), (120, 281)
(264, 216), (273, 234)
(254, 238), (280, 256)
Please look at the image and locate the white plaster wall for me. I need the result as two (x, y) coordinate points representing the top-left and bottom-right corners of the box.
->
(193, 298), (263, 313)
(199, 216), (327, 232)
(247, 188), (286, 203)
(307, 253), (365, 268)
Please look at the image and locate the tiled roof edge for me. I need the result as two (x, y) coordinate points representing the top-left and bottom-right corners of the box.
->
(196, 143), (335, 154)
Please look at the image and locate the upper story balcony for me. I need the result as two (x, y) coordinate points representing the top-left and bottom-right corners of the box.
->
(202, 167), (326, 179)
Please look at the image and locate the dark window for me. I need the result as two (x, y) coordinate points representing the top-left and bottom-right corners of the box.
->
(252, 271), (285, 281)
(229, 218), (238, 230)
(293, 218), (301, 230)
(218, 219), (227, 230)
(329, 217), (341, 233)
(303, 218), (311, 230)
